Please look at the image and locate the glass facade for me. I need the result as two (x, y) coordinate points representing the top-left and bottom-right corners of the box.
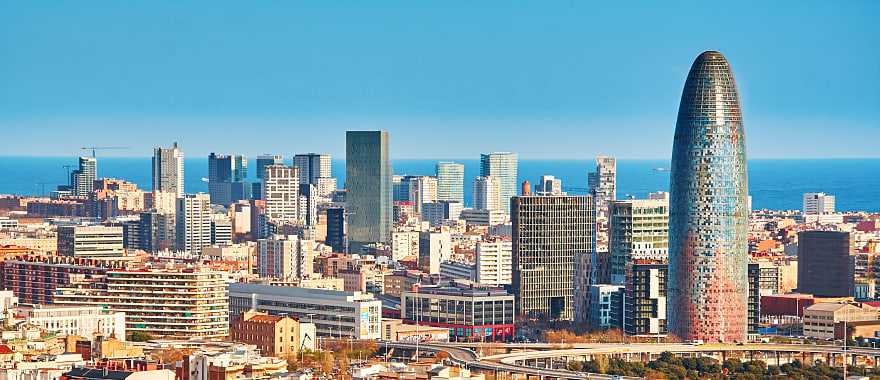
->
(480, 152), (518, 213)
(345, 131), (392, 249)
(668, 51), (749, 342)
(436, 161), (465, 204)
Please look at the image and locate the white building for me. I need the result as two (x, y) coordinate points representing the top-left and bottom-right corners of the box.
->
(176, 193), (212, 255)
(22, 305), (126, 340)
(229, 283), (382, 339)
(475, 240), (513, 287)
(293, 153), (332, 185)
(152, 142), (185, 197)
(57, 225), (124, 258)
(535, 175), (563, 196)
(439, 261), (475, 281)
(391, 231), (421, 261)
(588, 284), (623, 330)
(407, 176), (438, 214)
(473, 176), (502, 212)
(257, 234), (316, 280)
(262, 165), (300, 223)
(460, 208), (508, 227)
(803, 192), (835, 215)
(419, 231), (453, 275)
(609, 199), (669, 285)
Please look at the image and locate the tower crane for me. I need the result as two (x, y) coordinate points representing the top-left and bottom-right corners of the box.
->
(80, 146), (130, 158)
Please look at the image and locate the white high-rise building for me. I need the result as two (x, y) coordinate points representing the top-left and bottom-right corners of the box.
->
(436, 162), (465, 204)
(257, 234), (316, 280)
(176, 193), (212, 255)
(588, 155), (617, 219)
(609, 198), (669, 285)
(262, 165), (300, 223)
(152, 142), (185, 197)
(419, 231), (452, 275)
(535, 175), (563, 196)
(407, 176), (438, 214)
(473, 176), (502, 212)
(475, 240), (513, 287)
(803, 192), (835, 215)
(480, 152), (518, 213)
(71, 156), (97, 196)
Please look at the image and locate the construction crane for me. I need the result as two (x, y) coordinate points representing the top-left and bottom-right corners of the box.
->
(80, 146), (130, 158)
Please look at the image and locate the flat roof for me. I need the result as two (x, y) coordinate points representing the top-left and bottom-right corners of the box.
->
(229, 282), (377, 302)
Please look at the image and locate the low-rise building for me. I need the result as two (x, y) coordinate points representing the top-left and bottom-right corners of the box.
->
(230, 310), (315, 357)
(803, 302), (879, 340)
(229, 283), (382, 339)
(57, 225), (124, 258)
(21, 305), (126, 340)
(401, 280), (515, 342)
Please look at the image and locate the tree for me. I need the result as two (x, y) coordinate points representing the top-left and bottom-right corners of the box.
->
(129, 331), (153, 342)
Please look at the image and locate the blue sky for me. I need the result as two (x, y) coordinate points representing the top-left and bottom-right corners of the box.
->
(1, 1), (877, 159)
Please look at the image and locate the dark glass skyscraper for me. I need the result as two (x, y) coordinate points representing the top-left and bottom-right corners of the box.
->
(345, 131), (392, 250)
(668, 51), (749, 343)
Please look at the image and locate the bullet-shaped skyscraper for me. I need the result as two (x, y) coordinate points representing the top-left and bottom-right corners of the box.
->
(668, 51), (749, 343)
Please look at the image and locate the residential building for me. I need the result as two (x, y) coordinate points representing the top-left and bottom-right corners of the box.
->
(512, 195), (594, 320)
(57, 225), (124, 258)
(475, 240), (512, 287)
(262, 164), (300, 223)
(803, 192), (835, 215)
(228, 283), (382, 339)
(391, 231), (420, 261)
(21, 305), (126, 341)
(480, 152), (517, 213)
(230, 310), (316, 357)
(0, 255), (118, 305)
(345, 131), (392, 250)
(797, 231), (854, 297)
(623, 260), (668, 336)
(668, 51), (750, 343)
(436, 162), (465, 205)
(175, 194), (212, 256)
(587, 284), (624, 330)
(407, 176), (438, 214)
(71, 156), (97, 197)
(210, 214), (232, 246)
(473, 176), (502, 212)
(152, 142), (184, 197)
(54, 266), (229, 339)
(401, 281), (515, 342)
(588, 155), (616, 221)
(419, 231), (452, 275)
(609, 199), (669, 285)
(257, 234), (316, 280)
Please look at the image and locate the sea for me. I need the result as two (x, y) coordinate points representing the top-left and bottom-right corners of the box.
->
(1, 157), (878, 212)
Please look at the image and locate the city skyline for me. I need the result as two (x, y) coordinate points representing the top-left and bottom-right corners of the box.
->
(1, 2), (877, 159)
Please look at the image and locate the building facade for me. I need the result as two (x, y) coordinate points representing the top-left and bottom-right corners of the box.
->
(176, 194), (212, 255)
(293, 153), (332, 186)
(479, 153), (517, 213)
(401, 282), (515, 342)
(436, 162), (465, 205)
(797, 231), (853, 297)
(668, 51), (750, 343)
(624, 261), (668, 336)
(511, 195), (594, 320)
(609, 199), (669, 285)
(345, 131), (393, 250)
(475, 240), (512, 287)
(22, 305), (126, 341)
(152, 142), (184, 197)
(207, 153), (249, 206)
(261, 165), (300, 223)
(473, 176), (502, 212)
(57, 225), (124, 258)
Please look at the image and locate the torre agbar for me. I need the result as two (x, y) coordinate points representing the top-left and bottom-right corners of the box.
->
(667, 51), (749, 342)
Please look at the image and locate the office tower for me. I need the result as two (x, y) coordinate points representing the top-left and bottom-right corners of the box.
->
(475, 239), (513, 287)
(436, 162), (465, 204)
(609, 199), (669, 285)
(208, 153), (249, 205)
(588, 156), (617, 219)
(256, 154), (284, 179)
(535, 175), (563, 196)
(480, 152), (518, 212)
(803, 192), (836, 215)
(262, 164), (300, 222)
(668, 51), (749, 343)
(406, 176), (438, 214)
(747, 262), (760, 336)
(345, 131), (392, 250)
(294, 153), (332, 185)
(624, 260), (668, 336)
(152, 142), (184, 197)
(175, 193), (212, 255)
(325, 207), (346, 253)
(797, 231), (853, 297)
(512, 195), (594, 320)
(392, 175), (407, 202)
(138, 211), (160, 252)
(70, 156), (97, 196)
(57, 225), (124, 257)
(473, 176), (502, 211)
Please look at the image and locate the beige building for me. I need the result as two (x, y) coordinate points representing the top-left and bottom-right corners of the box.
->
(230, 310), (316, 357)
(803, 302), (879, 340)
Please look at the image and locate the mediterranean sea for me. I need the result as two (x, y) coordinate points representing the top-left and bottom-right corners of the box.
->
(1, 157), (878, 212)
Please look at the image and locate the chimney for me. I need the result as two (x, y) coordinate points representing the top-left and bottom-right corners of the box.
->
(521, 180), (531, 196)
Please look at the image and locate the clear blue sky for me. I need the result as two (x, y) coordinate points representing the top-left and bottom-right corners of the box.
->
(1, 1), (877, 159)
